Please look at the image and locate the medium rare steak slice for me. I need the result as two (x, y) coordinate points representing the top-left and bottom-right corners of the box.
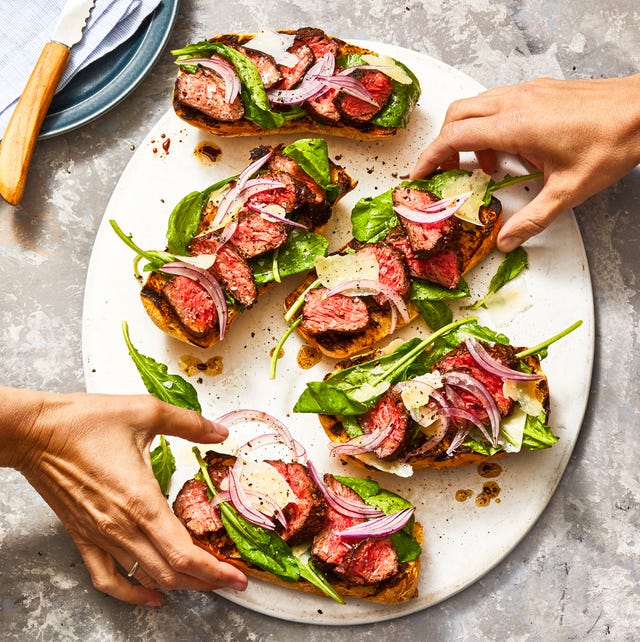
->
(173, 479), (223, 536)
(304, 87), (341, 124)
(393, 186), (456, 255)
(267, 151), (326, 207)
(355, 243), (410, 305)
(273, 40), (314, 89)
(163, 275), (218, 337)
(294, 27), (340, 59)
(230, 212), (289, 259)
(188, 234), (258, 307)
(268, 460), (327, 545)
(238, 46), (282, 88)
(359, 388), (412, 460)
(301, 287), (370, 336)
(248, 170), (317, 215)
(384, 226), (463, 289)
(437, 343), (516, 417)
(311, 475), (400, 585)
(335, 69), (393, 123)
(174, 65), (244, 122)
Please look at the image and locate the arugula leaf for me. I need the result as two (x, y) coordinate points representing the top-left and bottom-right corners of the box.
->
(483, 172), (543, 205)
(516, 320), (583, 360)
(250, 229), (329, 286)
(150, 435), (176, 496)
(122, 321), (202, 412)
(521, 411), (559, 450)
(466, 247), (529, 310)
(282, 139), (340, 202)
(172, 42), (285, 129)
(110, 220), (177, 273)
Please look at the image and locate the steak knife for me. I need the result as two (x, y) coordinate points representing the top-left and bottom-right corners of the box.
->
(0, 0), (95, 205)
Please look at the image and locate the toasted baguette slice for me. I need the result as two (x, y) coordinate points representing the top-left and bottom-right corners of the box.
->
(317, 348), (550, 472)
(284, 196), (502, 359)
(140, 144), (355, 349)
(191, 522), (423, 603)
(172, 28), (421, 141)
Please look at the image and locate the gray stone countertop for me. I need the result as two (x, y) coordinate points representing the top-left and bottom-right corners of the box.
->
(1, 1), (638, 640)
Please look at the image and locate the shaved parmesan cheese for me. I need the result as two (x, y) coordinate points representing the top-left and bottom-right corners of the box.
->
(503, 379), (544, 417)
(395, 372), (443, 424)
(381, 338), (406, 356)
(315, 252), (379, 291)
(238, 461), (298, 514)
(355, 452), (414, 477)
(361, 53), (412, 84)
(244, 29), (298, 66)
(174, 254), (217, 270)
(498, 406), (527, 452)
(441, 169), (491, 226)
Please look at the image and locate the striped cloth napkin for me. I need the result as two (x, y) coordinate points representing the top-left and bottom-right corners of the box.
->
(0, 0), (161, 138)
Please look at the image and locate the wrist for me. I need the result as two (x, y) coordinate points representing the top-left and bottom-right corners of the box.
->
(0, 386), (53, 471)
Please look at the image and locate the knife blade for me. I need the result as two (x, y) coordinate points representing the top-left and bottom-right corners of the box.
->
(0, 0), (95, 205)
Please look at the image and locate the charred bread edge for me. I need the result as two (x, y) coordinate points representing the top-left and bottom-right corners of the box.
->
(284, 198), (503, 360)
(140, 159), (356, 349)
(318, 350), (550, 470)
(191, 521), (423, 603)
(172, 31), (405, 141)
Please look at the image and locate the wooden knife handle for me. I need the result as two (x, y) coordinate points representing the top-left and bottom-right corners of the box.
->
(0, 41), (70, 206)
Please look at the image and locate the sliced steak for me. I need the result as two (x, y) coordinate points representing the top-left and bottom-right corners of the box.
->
(267, 461), (327, 545)
(274, 40), (314, 89)
(175, 66), (245, 122)
(267, 151), (326, 207)
(311, 475), (399, 585)
(294, 27), (340, 60)
(304, 87), (341, 124)
(230, 211), (289, 259)
(385, 226), (463, 289)
(301, 287), (370, 336)
(393, 186), (456, 255)
(163, 275), (218, 337)
(360, 388), (412, 459)
(335, 69), (393, 123)
(237, 46), (282, 88)
(188, 234), (258, 307)
(356, 243), (410, 305)
(173, 479), (223, 536)
(247, 170), (316, 215)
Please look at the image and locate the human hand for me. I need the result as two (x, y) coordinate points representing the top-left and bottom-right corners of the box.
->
(411, 75), (640, 251)
(4, 388), (248, 606)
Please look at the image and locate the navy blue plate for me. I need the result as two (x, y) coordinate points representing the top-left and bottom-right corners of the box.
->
(41, 0), (180, 139)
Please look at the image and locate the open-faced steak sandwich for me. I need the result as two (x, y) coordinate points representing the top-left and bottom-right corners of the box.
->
(173, 412), (423, 603)
(293, 317), (573, 476)
(281, 169), (536, 360)
(112, 138), (355, 349)
(171, 27), (421, 140)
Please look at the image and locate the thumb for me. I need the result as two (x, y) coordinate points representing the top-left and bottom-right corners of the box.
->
(497, 178), (570, 252)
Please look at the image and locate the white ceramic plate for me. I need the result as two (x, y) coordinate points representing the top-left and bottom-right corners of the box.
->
(82, 42), (594, 625)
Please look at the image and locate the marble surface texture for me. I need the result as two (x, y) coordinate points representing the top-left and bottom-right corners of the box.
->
(1, 1), (639, 640)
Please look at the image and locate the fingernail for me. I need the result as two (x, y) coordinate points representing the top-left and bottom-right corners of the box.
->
(231, 579), (248, 592)
(143, 597), (163, 607)
(211, 421), (229, 439)
(497, 235), (523, 253)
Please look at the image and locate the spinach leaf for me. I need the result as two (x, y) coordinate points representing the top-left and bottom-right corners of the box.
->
(521, 411), (559, 450)
(250, 229), (328, 286)
(122, 321), (202, 412)
(483, 172), (543, 205)
(282, 138), (340, 202)
(466, 247), (529, 310)
(172, 42), (285, 129)
(292, 546), (345, 604)
(409, 278), (470, 330)
(110, 219), (177, 273)
(516, 320), (583, 360)
(166, 177), (235, 255)
(413, 299), (452, 330)
(293, 380), (371, 415)
(150, 435), (176, 496)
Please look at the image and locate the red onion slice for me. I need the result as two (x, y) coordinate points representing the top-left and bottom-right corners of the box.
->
(336, 507), (415, 539)
(176, 56), (241, 103)
(306, 461), (384, 519)
(316, 73), (378, 106)
(226, 466), (277, 530)
(324, 278), (410, 324)
(393, 192), (472, 225)
(160, 261), (229, 339)
(215, 409), (307, 462)
(266, 53), (336, 105)
(442, 371), (501, 446)
(446, 425), (471, 455)
(465, 337), (542, 381)
(247, 202), (309, 229)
